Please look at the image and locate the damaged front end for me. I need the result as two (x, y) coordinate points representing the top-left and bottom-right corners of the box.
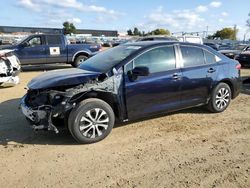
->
(0, 50), (20, 87)
(20, 68), (125, 133)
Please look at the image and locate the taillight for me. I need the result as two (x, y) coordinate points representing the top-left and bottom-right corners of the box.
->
(236, 63), (241, 70)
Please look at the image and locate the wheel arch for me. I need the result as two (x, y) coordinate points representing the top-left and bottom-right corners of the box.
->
(216, 79), (235, 99)
(72, 51), (90, 62)
(69, 91), (122, 121)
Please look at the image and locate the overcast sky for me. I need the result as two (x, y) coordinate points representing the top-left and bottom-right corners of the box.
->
(1, 0), (250, 39)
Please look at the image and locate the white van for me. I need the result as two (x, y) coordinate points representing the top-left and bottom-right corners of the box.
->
(177, 36), (203, 44)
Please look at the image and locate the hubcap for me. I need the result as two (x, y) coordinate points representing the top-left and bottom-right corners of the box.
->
(215, 88), (230, 109)
(79, 108), (109, 139)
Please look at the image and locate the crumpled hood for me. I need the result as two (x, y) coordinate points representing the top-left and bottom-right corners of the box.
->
(28, 68), (101, 90)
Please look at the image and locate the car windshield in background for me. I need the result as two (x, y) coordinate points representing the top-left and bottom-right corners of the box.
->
(79, 45), (141, 72)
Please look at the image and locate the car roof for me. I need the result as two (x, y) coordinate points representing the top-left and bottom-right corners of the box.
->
(123, 41), (205, 48)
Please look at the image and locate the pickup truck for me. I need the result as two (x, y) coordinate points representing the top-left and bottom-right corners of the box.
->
(0, 34), (102, 67)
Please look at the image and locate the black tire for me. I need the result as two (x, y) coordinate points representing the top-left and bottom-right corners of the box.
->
(71, 55), (88, 67)
(68, 98), (115, 144)
(207, 83), (232, 113)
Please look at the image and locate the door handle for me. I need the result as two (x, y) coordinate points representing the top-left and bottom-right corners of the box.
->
(172, 73), (181, 80)
(207, 68), (216, 73)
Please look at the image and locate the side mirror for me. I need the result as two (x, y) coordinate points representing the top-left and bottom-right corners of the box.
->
(132, 66), (149, 76)
(128, 66), (149, 81)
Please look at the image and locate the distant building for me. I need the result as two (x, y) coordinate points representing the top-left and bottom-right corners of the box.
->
(0, 26), (118, 37)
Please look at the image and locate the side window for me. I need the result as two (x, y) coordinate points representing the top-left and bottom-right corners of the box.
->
(28, 37), (42, 46)
(133, 46), (176, 74)
(47, 35), (61, 45)
(180, 46), (205, 67)
(204, 50), (216, 64)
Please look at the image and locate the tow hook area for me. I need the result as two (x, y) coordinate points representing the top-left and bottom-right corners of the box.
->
(20, 100), (59, 134)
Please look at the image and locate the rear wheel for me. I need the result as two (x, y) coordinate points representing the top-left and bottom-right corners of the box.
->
(71, 55), (88, 67)
(207, 83), (231, 113)
(68, 98), (115, 144)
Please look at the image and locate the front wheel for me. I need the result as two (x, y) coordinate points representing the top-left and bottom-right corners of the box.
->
(207, 83), (232, 113)
(71, 55), (88, 67)
(68, 98), (115, 144)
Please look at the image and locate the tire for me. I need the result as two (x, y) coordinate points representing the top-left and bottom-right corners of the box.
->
(68, 98), (115, 144)
(207, 83), (232, 113)
(71, 55), (88, 67)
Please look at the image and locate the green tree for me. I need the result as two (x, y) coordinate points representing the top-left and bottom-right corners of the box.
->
(133, 27), (140, 36)
(247, 13), (250, 28)
(149, 28), (170, 35)
(212, 27), (237, 40)
(127, 29), (133, 36)
(63, 21), (76, 35)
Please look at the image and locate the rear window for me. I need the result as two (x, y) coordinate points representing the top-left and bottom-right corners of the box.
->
(180, 46), (205, 67)
(204, 50), (216, 64)
(47, 35), (62, 45)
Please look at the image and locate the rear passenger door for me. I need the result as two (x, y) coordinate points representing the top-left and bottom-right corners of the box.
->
(45, 35), (68, 64)
(125, 45), (182, 119)
(179, 45), (218, 107)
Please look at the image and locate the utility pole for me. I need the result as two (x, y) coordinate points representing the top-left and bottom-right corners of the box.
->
(233, 24), (237, 40)
(206, 26), (209, 38)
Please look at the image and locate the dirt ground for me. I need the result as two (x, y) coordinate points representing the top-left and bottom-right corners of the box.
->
(0, 65), (250, 188)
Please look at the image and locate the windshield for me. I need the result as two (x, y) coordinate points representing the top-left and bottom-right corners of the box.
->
(14, 36), (29, 45)
(79, 45), (141, 72)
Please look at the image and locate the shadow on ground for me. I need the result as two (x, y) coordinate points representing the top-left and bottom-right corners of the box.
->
(0, 97), (212, 146)
(241, 76), (250, 95)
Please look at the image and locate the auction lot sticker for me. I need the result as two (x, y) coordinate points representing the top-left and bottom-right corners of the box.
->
(49, 47), (60, 55)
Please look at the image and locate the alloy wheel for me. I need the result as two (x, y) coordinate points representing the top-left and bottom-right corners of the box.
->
(79, 108), (109, 139)
(215, 87), (230, 110)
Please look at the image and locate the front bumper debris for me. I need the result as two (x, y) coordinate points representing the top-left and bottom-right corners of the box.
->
(20, 95), (59, 133)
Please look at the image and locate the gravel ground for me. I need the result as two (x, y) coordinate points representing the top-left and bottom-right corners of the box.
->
(0, 65), (249, 188)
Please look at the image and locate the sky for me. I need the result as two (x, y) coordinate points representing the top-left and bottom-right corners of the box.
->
(1, 0), (250, 39)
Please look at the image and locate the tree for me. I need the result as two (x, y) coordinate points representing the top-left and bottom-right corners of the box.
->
(133, 27), (140, 36)
(127, 29), (133, 36)
(247, 13), (250, 28)
(63, 21), (76, 35)
(149, 28), (170, 35)
(212, 27), (237, 40)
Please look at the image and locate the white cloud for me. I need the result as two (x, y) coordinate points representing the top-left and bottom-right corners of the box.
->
(221, 12), (228, 17)
(210, 1), (222, 8)
(68, 17), (82, 24)
(18, 0), (123, 17)
(18, 0), (40, 11)
(219, 18), (224, 22)
(196, 5), (208, 13)
(139, 8), (205, 32)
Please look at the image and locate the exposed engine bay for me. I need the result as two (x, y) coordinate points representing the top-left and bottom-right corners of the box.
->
(20, 68), (124, 133)
(0, 50), (21, 87)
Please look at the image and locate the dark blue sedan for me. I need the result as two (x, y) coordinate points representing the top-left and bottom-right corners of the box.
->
(20, 41), (241, 143)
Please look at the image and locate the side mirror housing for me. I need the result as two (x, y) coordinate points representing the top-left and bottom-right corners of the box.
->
(128, 66), (149, 81)
(132, 66), (149, 77)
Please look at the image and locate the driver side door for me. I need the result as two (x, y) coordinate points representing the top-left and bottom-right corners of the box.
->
(17, 36), (47, 65)
(124, 45), (182, 119)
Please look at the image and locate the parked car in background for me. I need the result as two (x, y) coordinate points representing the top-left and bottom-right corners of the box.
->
(204, 42), (219, 51)
(219, 44), (249, 59)
(20, 41), (241, 143)
(0, 34), (102, 67)
(0, 49), (20, 87)
(235, 46), (250, 67)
